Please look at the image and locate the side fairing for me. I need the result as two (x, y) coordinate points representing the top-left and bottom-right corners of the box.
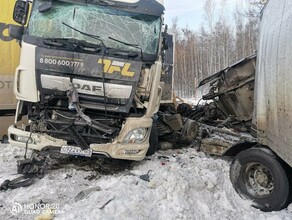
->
(14, 42), (39, 102)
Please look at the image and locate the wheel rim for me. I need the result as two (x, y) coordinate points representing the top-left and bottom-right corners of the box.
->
(242, 162), (275, 199)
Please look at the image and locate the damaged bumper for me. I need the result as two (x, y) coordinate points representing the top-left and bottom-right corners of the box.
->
(8, 117), (153, 161)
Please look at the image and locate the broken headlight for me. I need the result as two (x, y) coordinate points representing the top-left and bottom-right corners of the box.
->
(123, 128), (148, 144)
(13, 135), (34, 144)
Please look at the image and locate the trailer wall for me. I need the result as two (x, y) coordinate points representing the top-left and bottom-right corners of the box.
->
(255, 0), (292, 167)
(0, 0), (20, 111)
(0, 0), (21, 139)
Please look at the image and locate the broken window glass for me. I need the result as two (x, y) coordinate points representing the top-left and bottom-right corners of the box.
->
(27, 0), (162, 55)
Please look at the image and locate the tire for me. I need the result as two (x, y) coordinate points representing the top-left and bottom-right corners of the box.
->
(230, 147), (290, 211)
(1, 135), (8, 144)
(146, 126), (158, 156)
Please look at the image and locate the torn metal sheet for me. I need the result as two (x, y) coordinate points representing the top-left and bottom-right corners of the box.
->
(74, 186), (102, 202)
(198, 54), (257, 125)
(198, 123), (256, 156)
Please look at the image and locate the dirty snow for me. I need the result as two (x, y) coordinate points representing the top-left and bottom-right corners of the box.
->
(0, 144), (291, 220)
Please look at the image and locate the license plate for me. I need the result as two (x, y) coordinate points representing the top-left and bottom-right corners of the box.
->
(60, 146), (93, 157)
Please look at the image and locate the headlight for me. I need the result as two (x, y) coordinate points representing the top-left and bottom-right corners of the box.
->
(123, 128), (148, 144)
(14, 135), (34, 144)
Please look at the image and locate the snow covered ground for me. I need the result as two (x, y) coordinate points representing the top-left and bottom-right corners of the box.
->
(0, 144), (292, 220)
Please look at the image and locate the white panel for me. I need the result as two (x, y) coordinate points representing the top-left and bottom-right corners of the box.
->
(41, 74), (133, 99)
(41, 75), (71, 91)
(14, 42), (39, 102)
(73, 79), (132, 99)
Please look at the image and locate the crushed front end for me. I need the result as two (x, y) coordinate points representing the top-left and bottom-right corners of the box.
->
(9, 0), (166, 160)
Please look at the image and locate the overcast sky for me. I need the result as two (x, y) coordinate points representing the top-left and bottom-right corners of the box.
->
(164, 0), (242, 31)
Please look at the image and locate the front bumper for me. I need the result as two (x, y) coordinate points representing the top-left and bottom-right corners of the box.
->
(8, 118), (153, 161)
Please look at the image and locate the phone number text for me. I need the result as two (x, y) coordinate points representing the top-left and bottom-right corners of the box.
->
(39, 58), (84, 68)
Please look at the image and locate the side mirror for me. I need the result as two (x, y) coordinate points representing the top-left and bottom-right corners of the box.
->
(9, 25), (24, 41)
(163, 37), (169, 50)
(162, 25), (169, 50)
(13, 1), (30, 25)
(162, 33), (174, 72)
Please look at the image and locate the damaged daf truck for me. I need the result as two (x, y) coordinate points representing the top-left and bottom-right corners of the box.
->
(8, 0), (169, 161)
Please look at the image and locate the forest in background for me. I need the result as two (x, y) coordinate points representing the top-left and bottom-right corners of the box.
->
(171, 0), (267, 98)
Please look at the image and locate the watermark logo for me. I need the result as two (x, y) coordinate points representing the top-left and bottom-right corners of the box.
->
(10, 202), (64, 216)
(10, 202), (23, 216)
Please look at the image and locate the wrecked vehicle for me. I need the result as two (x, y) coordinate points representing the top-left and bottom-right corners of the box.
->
(177, 54), (257, 156)
(197, 53), (256, 131)
(7, 0), (177, 161)
(193, 0), (292, 211)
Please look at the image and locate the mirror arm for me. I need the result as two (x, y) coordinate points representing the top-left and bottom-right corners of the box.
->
(162, 24), (169, 50)
(9, 25), (24, 41)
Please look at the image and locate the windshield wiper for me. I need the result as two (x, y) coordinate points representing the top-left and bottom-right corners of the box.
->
(43, 38), (102, 53)
(108, 36), (143, 59)
(43, 38), (67, 47)
(62, 23), (142, 58)
(62, 22), (105, 45)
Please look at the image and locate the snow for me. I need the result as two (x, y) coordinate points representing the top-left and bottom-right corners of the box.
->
(0, 144), (292, 220)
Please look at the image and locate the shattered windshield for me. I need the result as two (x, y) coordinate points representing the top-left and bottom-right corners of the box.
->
(27, 0), (162, 55)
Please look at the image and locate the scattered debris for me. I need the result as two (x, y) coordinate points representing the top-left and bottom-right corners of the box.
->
(0, 145), (291, 219)
(84, 171), (101, 181)
(157, 155), (170, 160)
(95, 192), (115, 209)
(139, 170), (152, 182)
(74, 186), (102, 202)
(0, 176), (35, 191)
(35, 209), (55, 220)
(62, 174), (72, 179)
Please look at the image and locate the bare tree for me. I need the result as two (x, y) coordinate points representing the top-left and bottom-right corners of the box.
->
(204, 0), (216, 32)
(245, 0), (268, 18)
(171, 0), (260, 98)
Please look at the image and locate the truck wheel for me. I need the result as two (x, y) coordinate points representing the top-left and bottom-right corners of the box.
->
(230, 147), (290, 211)
(146, 126), (158, 156)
